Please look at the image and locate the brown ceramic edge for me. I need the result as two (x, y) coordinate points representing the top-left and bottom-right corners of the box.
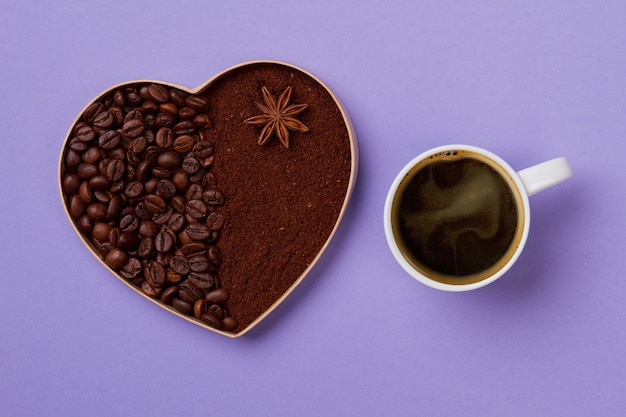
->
(57, 59), (359, 339)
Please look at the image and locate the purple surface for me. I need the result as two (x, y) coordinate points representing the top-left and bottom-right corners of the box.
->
(2, 1), (625, 416)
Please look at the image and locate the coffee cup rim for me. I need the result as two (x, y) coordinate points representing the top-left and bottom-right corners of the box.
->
(383, 144), (531, 291)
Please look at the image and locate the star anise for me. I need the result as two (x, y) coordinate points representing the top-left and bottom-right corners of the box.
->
(243, 86), (309, 148)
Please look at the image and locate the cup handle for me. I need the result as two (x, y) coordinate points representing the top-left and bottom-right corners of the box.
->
(517, 157), (573, 197)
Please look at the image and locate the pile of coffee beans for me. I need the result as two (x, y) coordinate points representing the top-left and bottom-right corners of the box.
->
(61, 82), (236, 331)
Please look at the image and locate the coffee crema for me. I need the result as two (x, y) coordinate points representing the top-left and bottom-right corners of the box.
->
(391, 150), (525, 285)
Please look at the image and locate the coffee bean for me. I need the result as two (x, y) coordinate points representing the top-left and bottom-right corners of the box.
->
(178, 107), (197, 120)
(62, 173), (81, 195)
(141, 280), (161, 298)
(172, 298), (194, 315)
(159, 102), (178, 115)
(185, 199), (207, 219)
(206, 211), (224, 231)
(99, 130), (121, 149)
(106, 160), (125, 182)
(200, 312), (222, 329)
(222, 317), (237, 331)
(180, 242), (207, 257)
(124, 181), (144, 198)
(118, 231), (139, 250)
(137, 236), (155, 258)
(160, 286), (179, 305)
(205, 288), (229, 304)
(173, 135), (195, 153)
(119, 257), (142, 279)
(179, 280), (203, 304)
(193, 299), (207, 319)
(148, 83), (170, 103)
(76, 125), (96, 142)
(78, 181), (94, 203)
(89, 175), (110, 191)
(77, 163), (99, 180)
(156, 179), (176, 199)
(192, 141), (214, 159)
(189, 255), (209, 272)
(157, 150), (182, 169)
(185, 95), (209, 110)
(185, 223), (210, 240)
(207, 245), (222, 266)
(87, 202), (107, 220)
(154, 230), (175, 253)
(188, 271), (215, 290)
(182, 157), (200, 174)
(152, 206), (173, 225)
(167, 212), (186, 232)
(83, 102), (106, 123)
(144, 261), (166, 287)
(105, 248), (128, 270)
(202, 189), (225, 207)
(170, 255), (191, 275)
(155, 127), (174, 149)
(144, 194), (167, 213)
(93, 110), (114, 128)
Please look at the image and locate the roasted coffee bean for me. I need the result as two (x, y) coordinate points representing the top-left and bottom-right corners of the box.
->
(82, 147), (102, 164)
(109, 106), (124, 125)
(62, 173), (81, 195)
(172, 171), (190, 192)
(170, 255), (191, 275)
(160, 286), (179, 305)
(173, 134), (195, 153)
(156, 179), (176, 199)
(119, 257), (142, 279)
(178, 107), (197, 120)
(76, 125), (96, 142)
(206, 211), (224, 231)
(86, 202), (107, 220)
(200, 312), (222, 329)
(185, 223), (210, 240)
(141, 281), (161, 298)
(180, 242), (207, 257)
(151, 166), (172, 179)
(207, 245), (222, 266)
(179, 280), (203, 304)
(188, 271), (215, 290)
(93, 190), (110, 203)
(170, 195), (187, 212)
(166, 269), (184, 284)
(77, 163), (99, 180)
(64, 150), (82, 170)
(89, 175), (110, 191)
(189, 167), (206, 184)
(144, 260), (166, 287)
(137, 236), (155, 258)
(144, 194), (167, 213)
(138, 220), (158, 237)
(76, 215), (92, 233)
(152, 206), (173, 225)
(129, 136), (147, 154)
(222, 317), (237, 331)
(185, 199), (207, 219)
(206, 303), (224, 319)
(93, 110), (114, 128)
(202, 189), (225, 207)
(157, 150), (182, 169)
(106, 195), (123, 220)
(182, 157), (200, 174)
(185, 184), (204, 201)
(155, 127), (174, 149)
(185, 95), (209, 110)
(141, 100), (159, 114)
(78, 181), (94, 203)
(147, 83), (170, 103)
(119, 214), (139, 232)
(172, 120), (195, 135)
(189, 255), (209, 272)
(167, 212), (186, 232)
(192, 141), (214, 159)
(105, 248), (128, 270)
(118, 231), (139, 250)
(172, 297), (194, 315)
(204, 287), (229, 304)
(135, 202), (152, 220)
(105, 160), (125, 182)
(121, 118), (145, 139)
(83, 102), (106, 123)
(169, 89), (186, 107)
(193, 299), (207, 319)
(159, 102), (178, 115)
(193, 114), (212, 128)
(154, 230), (175, 252)
(155, 111), (176, 128)
(92, 222), (112, 242)
(124, 181), (144, 198)
(99, 130), (121, 149)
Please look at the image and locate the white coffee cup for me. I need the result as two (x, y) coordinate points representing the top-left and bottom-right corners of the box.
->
(384, 144), (572, 291)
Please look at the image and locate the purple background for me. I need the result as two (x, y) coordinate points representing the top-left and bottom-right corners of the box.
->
(2, 1), (625, 416)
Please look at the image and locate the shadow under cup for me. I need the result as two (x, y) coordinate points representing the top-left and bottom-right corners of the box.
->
(388, 149), (527, 287)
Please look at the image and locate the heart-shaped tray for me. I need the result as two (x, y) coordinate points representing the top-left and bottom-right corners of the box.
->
(58, 60), (358, 337)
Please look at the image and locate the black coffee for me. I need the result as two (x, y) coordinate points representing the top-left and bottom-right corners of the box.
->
(392, 151), (523, 284)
